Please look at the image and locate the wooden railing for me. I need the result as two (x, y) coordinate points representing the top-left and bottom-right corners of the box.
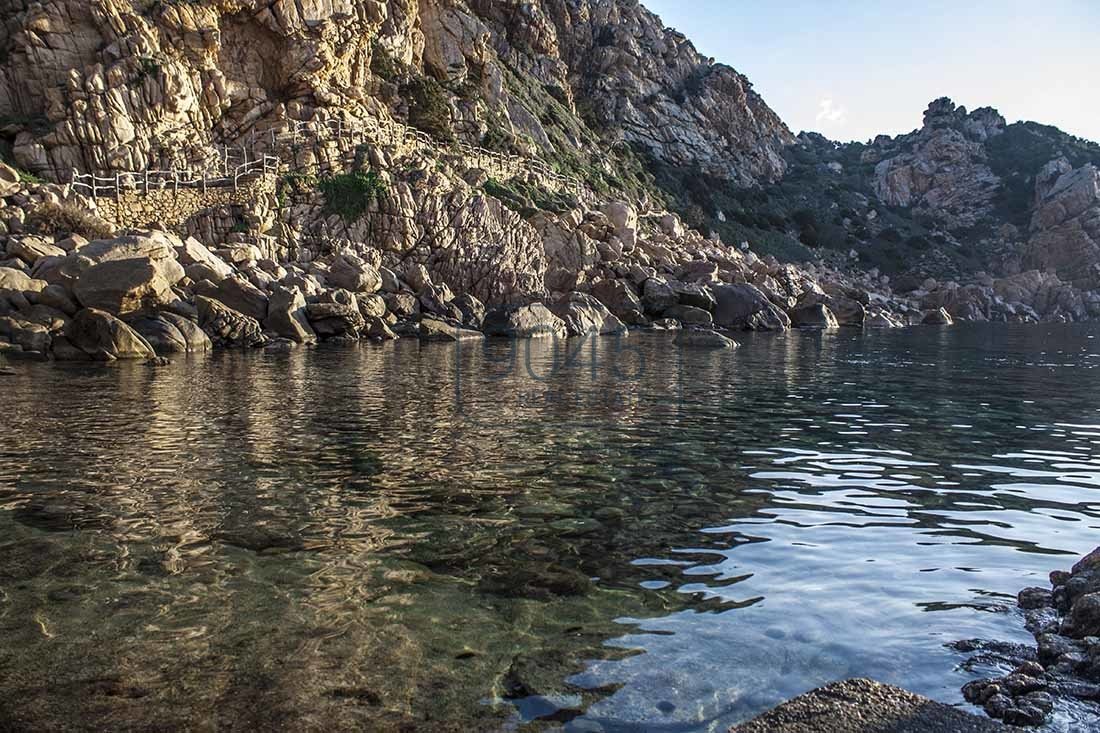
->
(69, 113), (583, 200)
(71, 155), (279, 198)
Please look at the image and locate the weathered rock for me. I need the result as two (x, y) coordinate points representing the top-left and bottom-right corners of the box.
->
(641, 278), (678, 315)
(922, 307), (955, 325)
(549, 292), (614, 336)
(713, 283), (791, 331)
(676, 329), (737, 349)
(483, 303), (567, 339)
(212, 277), (270, 323)
(358, 293), (388, 320)
(452, 293), (486, 329)
(9, 237), (66, 265)
(65, 309), (155, 361)
(419, 317), (484, 342)
(195, 296), (265, 348)
(0, 267), (48, 293)
(175, 237), (234, 281)
(306, 302), (365, 338)
(384, 293), (420, 318)
(37, 284), (78, 316)
(73, 258), (175, 315)
(328, 254), (382, 293)
(1067, 593), (1100, 638)
(790, 303), (840, 330)
(160, 313), (212, 352)
(0, 316), (50, 354)
(128, 315), (209, 354)
(664, 304), (713, 326)
(591, 279), (646, 324)
(1019, 588), (1054, 611)
(265, 286), (317, 345)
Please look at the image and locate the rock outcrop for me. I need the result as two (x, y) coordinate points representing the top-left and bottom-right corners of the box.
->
(959, 546), (1100, 728)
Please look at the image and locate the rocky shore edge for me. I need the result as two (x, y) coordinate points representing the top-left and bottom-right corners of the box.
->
(728, 548), (1100, 733)
(729, 678), (1011, 733)
(954, 546), (1100, 727)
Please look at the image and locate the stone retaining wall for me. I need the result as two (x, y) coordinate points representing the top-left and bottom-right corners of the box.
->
(92, 174), (277, 230)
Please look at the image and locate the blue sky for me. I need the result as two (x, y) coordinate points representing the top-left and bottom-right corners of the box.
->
(643, 0), (1099, 142)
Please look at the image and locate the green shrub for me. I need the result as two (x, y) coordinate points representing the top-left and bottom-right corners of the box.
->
(370, 42), (400, 82)
(402, 76), (454, 142)
(317, 171), (387, 222)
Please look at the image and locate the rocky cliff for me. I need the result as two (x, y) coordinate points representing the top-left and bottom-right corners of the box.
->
(0, 3), (1098, 364)
(0, 0), (791, 186)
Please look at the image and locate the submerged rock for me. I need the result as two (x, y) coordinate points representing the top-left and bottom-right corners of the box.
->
(676, 329), (737, 349)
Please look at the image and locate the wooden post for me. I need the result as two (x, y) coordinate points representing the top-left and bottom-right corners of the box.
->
(91, 176), (97, 200)
(144, 169), (149, 196)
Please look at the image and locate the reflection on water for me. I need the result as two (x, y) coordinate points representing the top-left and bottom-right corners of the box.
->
(1, 325), (1098, 731)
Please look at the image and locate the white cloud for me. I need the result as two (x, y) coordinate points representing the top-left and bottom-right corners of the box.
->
(815, 97), (848, 128)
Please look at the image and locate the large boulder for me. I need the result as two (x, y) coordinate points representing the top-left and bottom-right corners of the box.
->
(328, 253), (382, 293)
(73, 258), (176, 315)
(550, 292), (615, 336)
(212, 277), (269, 322)
(713, 284), (791, 331)
(641, 277), (678, 315)
(591, 279), (645, 324)
(0, 267), (48, 293)
(672, 281), (717, 311)
(306, 302), (365, 338)
(77, 232), (186, 284)
(160, 313), (213, 352)
(128, 315), (211, 354)
(0, 316), (51, 354)
(419, 317), (485, 342)
(483, 303), (567, 339)
(922, 307), (955, 325)
(9, 237), (66, 265)
(664, 304), (713, 326)
(65, 308), (155, 360)
(790, 303), (840, 330)
(453, 293), (486, 329)
(265, 286), (316, 344)
(195, 296), (266, 348)
(175, 237), (234, 281)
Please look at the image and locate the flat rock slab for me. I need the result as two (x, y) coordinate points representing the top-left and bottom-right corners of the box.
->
(730, 679), (1014, 733)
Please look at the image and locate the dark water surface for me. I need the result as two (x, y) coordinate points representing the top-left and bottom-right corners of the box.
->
(1, 326), (1099, 732)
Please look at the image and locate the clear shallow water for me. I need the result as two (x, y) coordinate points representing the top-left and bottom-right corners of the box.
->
(0, 325), (1098, 732)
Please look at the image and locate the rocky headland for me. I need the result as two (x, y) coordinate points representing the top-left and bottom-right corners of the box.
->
(0, 1), (1098, 363)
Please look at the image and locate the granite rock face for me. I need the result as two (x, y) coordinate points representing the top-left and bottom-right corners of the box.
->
(0, 0), (791, 186)
(1026, 163), (1100, 290)
(868, 99), (1005, 231)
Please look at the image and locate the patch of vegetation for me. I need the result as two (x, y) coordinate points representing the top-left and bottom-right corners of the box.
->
(276, 172), (317, 208)
(0, 113), (52, 136)
(26, 201), (114, 240)
(986, 121), (1100, 227)
(401, 76), (454, 142)
(483, 177), (576, 216)
(370, 41), (400, 82)
(130, 56), (162, 87)
(317, 170), (387, 222)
